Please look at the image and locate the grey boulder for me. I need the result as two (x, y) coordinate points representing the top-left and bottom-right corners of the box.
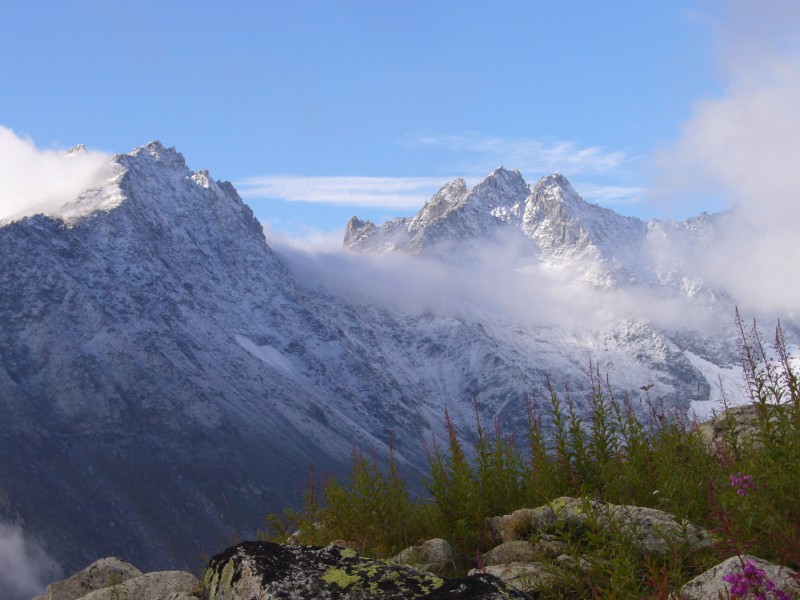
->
(44, 558), (142, 600)
(391, 538), (460, 576)
(680, 555), (799, 600)
(79, 570), (199, 600)
(486, 497), (710, 557)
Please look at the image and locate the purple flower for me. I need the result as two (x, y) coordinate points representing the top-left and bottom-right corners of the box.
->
(730, 472), (757, 496)
(722, 560), (791, 599)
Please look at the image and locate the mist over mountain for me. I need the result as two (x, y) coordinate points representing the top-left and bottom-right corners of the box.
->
(0, 142), (791, 584)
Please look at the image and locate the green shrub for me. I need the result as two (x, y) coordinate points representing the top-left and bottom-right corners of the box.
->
(263, 314), (800, 597)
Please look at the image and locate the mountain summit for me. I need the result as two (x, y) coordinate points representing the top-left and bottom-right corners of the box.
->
(344, 171), (643, 261)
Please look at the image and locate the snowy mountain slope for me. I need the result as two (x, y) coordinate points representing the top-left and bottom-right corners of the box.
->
(345, 168), (529, 255)
(346, 170), (652, 287)
(344, 169), (731, 295)
(0, 143), (444, 573)
(0, 144), (745, 577)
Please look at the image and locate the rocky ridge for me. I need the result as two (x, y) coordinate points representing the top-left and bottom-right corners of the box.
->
(0, 142), (766, 581)
(344, 169), (718, 293)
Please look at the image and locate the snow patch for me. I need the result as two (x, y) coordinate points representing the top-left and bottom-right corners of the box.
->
(235, 335), (295, 375)
(684, 350), (748, 421)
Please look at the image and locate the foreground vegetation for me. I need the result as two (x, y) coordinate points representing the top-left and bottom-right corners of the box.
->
(263, 315), (800, 598)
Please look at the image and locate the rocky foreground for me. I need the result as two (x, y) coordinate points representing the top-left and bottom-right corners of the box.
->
(37, 495), (799, 599)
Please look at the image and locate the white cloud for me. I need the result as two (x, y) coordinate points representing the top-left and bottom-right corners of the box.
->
(273, 229), (717, 333)
(237, 136), (643, 218)
(0, 126), (110, 222)
(572, 183), (646, 207)
(237, 175), (447, 210)
(261, 222), (344, 252)
(407, 132), (635, 177)
(656, 0), (800, 315)
(0, 522), (62, 600)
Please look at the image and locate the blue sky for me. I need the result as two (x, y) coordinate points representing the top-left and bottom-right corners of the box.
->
(1, 1), (798, 244)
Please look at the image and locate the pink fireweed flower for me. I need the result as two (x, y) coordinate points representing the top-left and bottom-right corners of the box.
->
(722, 560), (791, 599)
(729, 472), (757, 496)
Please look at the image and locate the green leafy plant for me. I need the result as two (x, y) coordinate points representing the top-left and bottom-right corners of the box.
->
(262, 314), (800, 598)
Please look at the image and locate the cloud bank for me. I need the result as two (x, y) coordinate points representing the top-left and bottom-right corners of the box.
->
(0, 126), (110, 222)
(656, 0), (800, 316)
(0, 522), (62, 600)
(275, 228), (723, 337)
(238, 175), (447, 210)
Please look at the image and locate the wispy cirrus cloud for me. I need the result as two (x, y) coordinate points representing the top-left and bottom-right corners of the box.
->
(236, 175), (447, 210)
(406, 132), (636, 176)
(238, 133), (646, 223)
(572, 183), (646, 207)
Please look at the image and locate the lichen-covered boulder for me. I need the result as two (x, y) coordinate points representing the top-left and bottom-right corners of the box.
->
(486, 506), (557, 544)
(694, 404), (778, 448)
(203, 541), (532, 599)
(601, 502), (711, 556)
(44, 557), (142, 600)
(680, 555), (799, 599)
(467, 563), (553, 593)
(483, 541), (536, 566)
(80, 570), (199, 600)
(486, 497), (710, 557)
(392, 538), (459, 576)
(530, 535), (568, 558)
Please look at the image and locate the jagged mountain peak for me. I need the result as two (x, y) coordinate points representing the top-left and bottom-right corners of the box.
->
(122, 140), (190, 177)
(431, 177), (468, 202)
(530, 172), (581, 204)
(469, 167), (530, 209)
(481, 166), (524, 186)
(66, 143), (87, 155)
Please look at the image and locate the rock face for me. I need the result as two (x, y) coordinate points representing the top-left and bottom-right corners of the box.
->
(482, 541), (536, 566)
(391, 538), (461, 576)
(694, 403), (788, 448)
(44, 558), (142, 600)
(80, 571), (199, 600)
(202, 541), (531, 599)
(486, 497), (710, 557)
(40, 557), (198, 600)
(477, 497), (713, 593)
(680, 555), (799, 600)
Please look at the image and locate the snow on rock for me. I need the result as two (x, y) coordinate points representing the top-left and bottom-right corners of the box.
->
(0, 145), (791, 581)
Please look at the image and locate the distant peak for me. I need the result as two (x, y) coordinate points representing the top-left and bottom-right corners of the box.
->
(533, 173), (579, 195)
(346, 216), (370, 230)
(66, 144), (86, 155)
(488, 166), (523, 180)
(434, 178), (468, 198)
(126, 141), (188, 173)
(343, 216), (377, 248)
(472, 167), (529, 199)
(538, 172), (571, 186)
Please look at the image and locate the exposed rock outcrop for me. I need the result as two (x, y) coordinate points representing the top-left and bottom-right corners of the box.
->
(43, 558), (142, 600)
(486, 496), (711, 557)
(679, 555), (799, 599)
(202, 541), (531, 599)
(80, 571), (199, 600)
(391, 538), (462, 576)
(482, 541), (536, 566)
(40, 557), (198, 600)
(694, 404), (787, 449)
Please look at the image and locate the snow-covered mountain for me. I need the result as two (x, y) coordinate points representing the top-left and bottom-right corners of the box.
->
(345, 168), (724, 292)
(0, 146), (751, 576)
